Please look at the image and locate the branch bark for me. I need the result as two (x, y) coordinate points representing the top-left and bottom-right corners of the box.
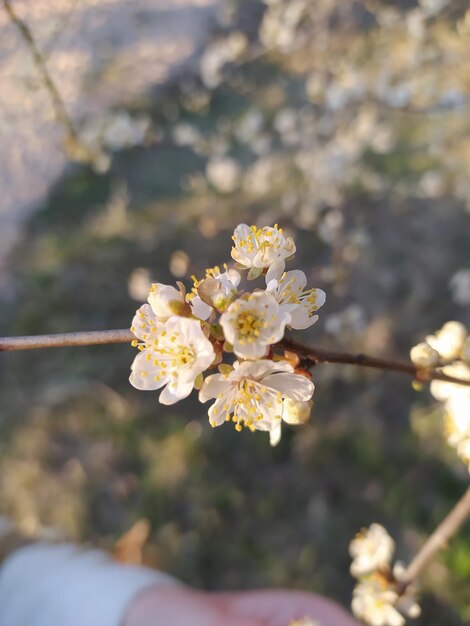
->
(279, 336), (470, 388)
(400, 485), (470, 591)
(0, 329), (133, 351)
(3, 0), (78, 142)
(1, 329), (470, 388)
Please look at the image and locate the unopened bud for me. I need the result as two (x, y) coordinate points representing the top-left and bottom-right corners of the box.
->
(410, 342), (440, 369)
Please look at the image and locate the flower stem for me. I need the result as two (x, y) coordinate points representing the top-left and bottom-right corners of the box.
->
(0, 329), (134, 350)
(399, 485), (470, 591)
(279, 336), (470, 388)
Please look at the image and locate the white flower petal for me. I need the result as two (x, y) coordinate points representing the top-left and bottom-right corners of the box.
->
(270, 423), (282, 447)
(129, 351), (167, 391)
(159, 381), (194, 405)
(190, 296), (213, 320)
(266, 259), (285, 283)
(130, 304), (159, 340)
(199, 374), (233, 402)
(263, 373), (314, 401)
(233, 340), (269, 360)
(148, 283), (185, 321)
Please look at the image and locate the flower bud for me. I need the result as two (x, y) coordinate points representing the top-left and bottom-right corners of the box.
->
(148, 283), (186, 321)
(410, 341), (440, 369)
(282, 398), (313, 425)
(426, 321), (467, 361)
(462, 337), (470, 364)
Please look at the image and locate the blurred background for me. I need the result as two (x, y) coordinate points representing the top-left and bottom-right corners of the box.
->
(0, 0), (469, 623)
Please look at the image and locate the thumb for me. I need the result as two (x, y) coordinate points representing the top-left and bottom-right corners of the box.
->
(123, 586), (265, 626)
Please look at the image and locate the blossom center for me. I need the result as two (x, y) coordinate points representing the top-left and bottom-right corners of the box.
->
(235, 310), (263, 341)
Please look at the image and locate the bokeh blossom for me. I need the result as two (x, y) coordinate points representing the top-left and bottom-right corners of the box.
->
(349, 524), (421, 626)
(352, 578), (419, 626)
(412, 322), (470, 471)
(350, 524), (395, 578)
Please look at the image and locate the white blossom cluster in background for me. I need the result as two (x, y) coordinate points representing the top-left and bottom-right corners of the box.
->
(129, 224), (325, 445)
(350, 524), (421, 626)
(179, 0), (470, 247)
(66, 111), (153, 173)
(411, 321), (470, 470)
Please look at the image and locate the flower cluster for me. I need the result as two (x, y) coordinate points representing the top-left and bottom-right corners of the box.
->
(350, 524), (420, 626)
(67, 111), (153, 173)
(129, 224), (325, 444)
(411, 321), (470, 470)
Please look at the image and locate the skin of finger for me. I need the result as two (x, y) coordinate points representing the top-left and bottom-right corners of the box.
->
(121, 586), (264, 626)
(213, 590), (362, 626)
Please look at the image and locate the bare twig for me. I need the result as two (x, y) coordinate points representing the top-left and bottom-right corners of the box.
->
(399, 485), (470, 591)
(1, 329), (470, 388)
(279, 336), (470, 388)
(0, 329), (133, 351)
(3, 0), (78, 142)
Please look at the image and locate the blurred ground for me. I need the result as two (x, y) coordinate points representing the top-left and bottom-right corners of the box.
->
(0, 1), (470, 625)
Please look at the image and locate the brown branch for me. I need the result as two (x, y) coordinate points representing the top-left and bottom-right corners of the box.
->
(3, 0), (78, 142)
(280, 336), (470, 388)
(0, 329), (133, 351)
(399, 485), (470, 591)
(1, 329), (470, 389)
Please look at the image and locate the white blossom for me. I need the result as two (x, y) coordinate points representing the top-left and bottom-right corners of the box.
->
(200, 32), (248, 88)
(206, 157), (242, 194)
(430, 361), (470, 471)
(266, 269), (326, 330)
(462, 337), (470, 364)
(199, 359), (314, 432)
(352, 581), (405, 626)
(426, 321), (467, 362)
(410, 341), (440, 369)
(231, 223), (296, 282)
(444, 396), (470, 448)
(130, 307), (215, 405)
(430, 361), (470, 403)
(456, 436), (470, 469)
(220, 291), (291, 359)
(187, 265), (241, 320)
(349, 524), (395, 578)
(269, 397), (313, 446)
(147, 282), (188, 321)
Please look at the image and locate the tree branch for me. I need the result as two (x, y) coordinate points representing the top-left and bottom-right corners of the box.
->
(1, 329), (470, 388)
(0, 329), (133, 351)
(279, 336), (470, 388)
(3, 0), (78, 142)
(400, 485), (470, 591)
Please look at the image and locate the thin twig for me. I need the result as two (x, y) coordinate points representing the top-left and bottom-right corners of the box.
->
(0, 329), (133, 351)
(399, 485), (470, 591)
(1, 329), (470, 389)
(3, 0), (78, 142)
(280, 336), (470, 388)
